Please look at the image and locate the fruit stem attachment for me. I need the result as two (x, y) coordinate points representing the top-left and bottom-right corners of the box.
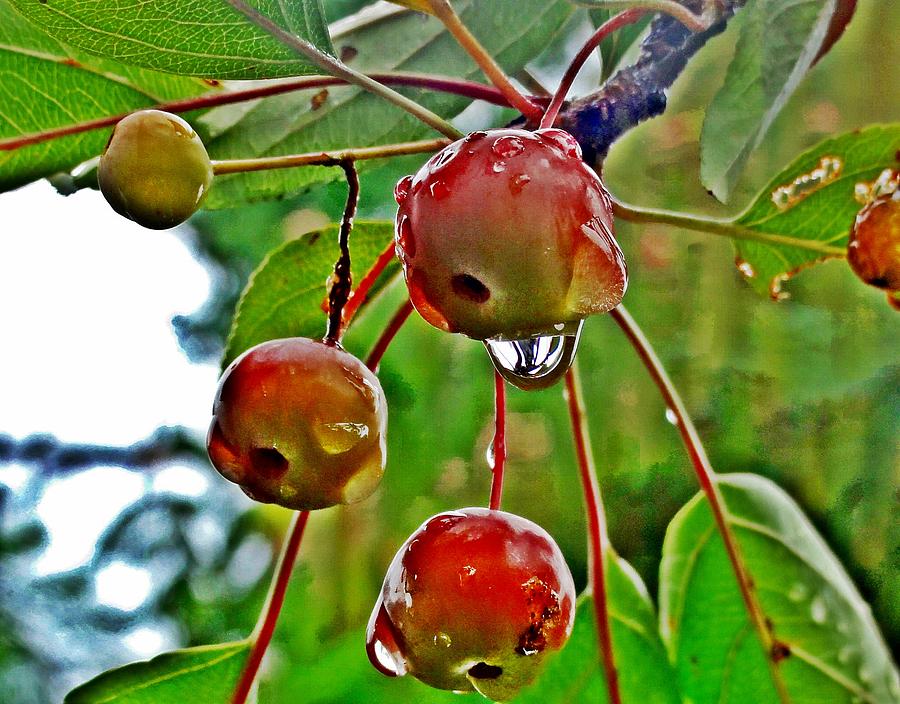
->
(325, 161), (360, 344)
(612, 198), (847, 256)
(222, 0), (463, 139)
(608, 306), (791, 702)
(342, 240), (399, 328)
(488, 371), (507, 511)
(573, 0), (714, 32)
(365, 298), (415, 372)
(232, 510), (311, 704)
(540, 9), (648, 129)
(427, 0), (544, 124)
(211, 139), (450, 176)
(563, 364), (621, 704)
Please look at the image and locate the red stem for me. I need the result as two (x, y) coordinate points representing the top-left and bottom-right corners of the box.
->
(488, 371), (507, 511)
(608, 306), (790, 700)
(232, 510), (311, 704)
(342, 240), (398, 328)
(0, 73), (509, 153)
(563, 366), (621, 704)
(540, 9), (648, 129)
(365, 298), (415, 372)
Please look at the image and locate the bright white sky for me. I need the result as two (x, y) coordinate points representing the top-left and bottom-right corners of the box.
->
(0, 181), (217, 445)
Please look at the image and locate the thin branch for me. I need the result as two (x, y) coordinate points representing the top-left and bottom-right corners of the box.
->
(427, 0), (543, 123)
(574, 0), (713, 32)
(612, 198), (847, 257)
(325, 161), (360, 343)
(488, 372), (507, 511)
(232, 510), (311, 704)
(211, 139), (449, 176)
(540, 9), (648, 129)
(564, 364), (621, 704)
(608, 306), (791, 702)
(0, 74), (506, 154)
(222, 0), (462, 139)
(365, 298), (415, 372)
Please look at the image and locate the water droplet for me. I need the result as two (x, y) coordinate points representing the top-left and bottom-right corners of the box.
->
(788, 582), (809, 602)
(810, 595), (828, 624)
(394, 175), (413, 204)
(485, 441), (495, 470)
(837, 645), (855, 665)
(735, 257), (756, 278)
(312, 421), (369, 454)
(429, 179), (450, 199)
(511, 173), (531, 194)
(771, 156), (843, 211)
(366, 600), (408, 677)
(858, 664), (873, 684)
(492, 161), (506, 174)
(491, 135), (526, 159)
(665, 408), (678, 425)
(395, 214), (415, 258)
(539, 128), (581, 159)
(430, 142), (460, 172)
(434, 632), (452, 648)
(484, 320), (584, 391)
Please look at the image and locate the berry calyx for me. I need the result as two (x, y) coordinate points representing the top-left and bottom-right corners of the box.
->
(207, 338), (387, 511)
(367, 507), (576, 701)
(394, 128), (627, 341)
(98, 109), (213, 230)
(847, 190), (900, 296)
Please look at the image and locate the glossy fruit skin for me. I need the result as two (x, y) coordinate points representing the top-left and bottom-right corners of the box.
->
(207, 338), (387, 511)
(848, 191), (900, 293)
(99, 110), (213, 230)
(394, 127), (627, 341)
(369, 507), (576, 701)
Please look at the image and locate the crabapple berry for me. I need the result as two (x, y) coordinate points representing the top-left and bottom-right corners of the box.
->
(394, 127), (627, 341)
(847, 190), (900, 294)
(98, 109), (213, 230)
(367, 507), (576, 701)
(207, 338), (387, 511)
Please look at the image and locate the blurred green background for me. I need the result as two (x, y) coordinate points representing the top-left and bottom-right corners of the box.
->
(0, 2), (897, 702)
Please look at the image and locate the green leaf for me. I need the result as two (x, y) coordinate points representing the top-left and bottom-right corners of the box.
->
(660, 473), (899, 704)
(514, 554), (680, 704)
(733, 124), (900, 297)
(0, 0), (210, 191)
(701, 0), (838, 201)
(7, 0), (333, 80)
(223, 220), (396, 368)
(64, 641), (251, 704)
(200, 0), (575, 207)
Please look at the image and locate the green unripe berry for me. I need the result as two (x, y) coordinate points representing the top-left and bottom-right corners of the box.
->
(98, 110), (213, 230)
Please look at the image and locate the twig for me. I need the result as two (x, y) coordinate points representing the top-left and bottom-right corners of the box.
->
(325, 161), (360, 343)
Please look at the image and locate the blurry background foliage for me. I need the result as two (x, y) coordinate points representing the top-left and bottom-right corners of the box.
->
(0, 2), (897, 703)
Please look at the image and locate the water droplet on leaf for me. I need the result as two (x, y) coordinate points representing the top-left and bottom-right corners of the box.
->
(810, 595), (828, 624)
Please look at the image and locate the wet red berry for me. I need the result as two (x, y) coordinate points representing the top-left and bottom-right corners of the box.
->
(394, 128), (627, 341)
(207, 338), (387, 510)
(367, 507), (575, 701)
(848, 190), (900, 294)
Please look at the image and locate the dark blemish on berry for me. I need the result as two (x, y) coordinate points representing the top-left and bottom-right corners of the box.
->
(468, 662), (503, 680)
(340, 46), (358, 62)
(249, 447), (289, 478)
(516, 577), (560, 655)
(451, 274), (490, 303)
(868, 276), (890, 289)
(310, 89), (329, 111)
(771, 641), (792, 662)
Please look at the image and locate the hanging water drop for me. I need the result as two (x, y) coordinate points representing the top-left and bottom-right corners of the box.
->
(366, 599), (409, 677)
(484, 321), (584, 391)
(664, 408), (678, 425)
